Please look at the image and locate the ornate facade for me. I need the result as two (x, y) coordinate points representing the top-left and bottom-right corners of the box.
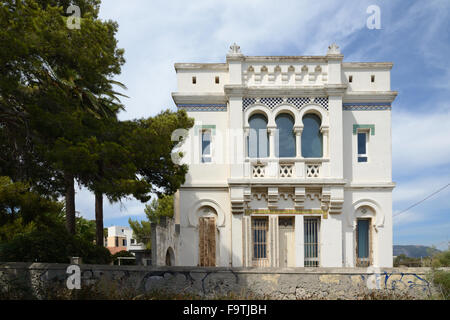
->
(171, 43), (396, 268)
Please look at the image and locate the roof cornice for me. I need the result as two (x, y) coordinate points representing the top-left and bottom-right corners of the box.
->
(343, 91), (398, 103)
(342, 62), (393, 69)
(171, 92), (227, 105)
(174, 63), (229, 71)
(224, 84), (348, 97)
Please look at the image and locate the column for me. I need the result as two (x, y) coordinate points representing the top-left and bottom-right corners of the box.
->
(231, 214), (243, 267)
(269, 215), (279, 267)
(268, 126), (276, 158)
(321, 126), (329, 158)
(295, 215), (304, 267)
(242, 216), (252, 267)
(294, 126), (303, 158)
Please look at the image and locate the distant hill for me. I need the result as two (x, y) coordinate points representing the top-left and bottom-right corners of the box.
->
(393, 245), (440, 258)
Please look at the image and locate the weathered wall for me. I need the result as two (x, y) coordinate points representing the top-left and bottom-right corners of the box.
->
(151, 217), (179, 266)
(0, 263), (444, 299)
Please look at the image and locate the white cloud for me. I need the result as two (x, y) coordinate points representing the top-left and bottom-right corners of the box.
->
(392, 105), (450, 176)
(98, 0), (373, 120)
(88, 1), (450, 236)
(74, 186), (146, 221)
(393, 210), (425, 227)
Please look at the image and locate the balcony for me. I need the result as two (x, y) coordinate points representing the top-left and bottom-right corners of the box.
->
(246, 158), (329, 179)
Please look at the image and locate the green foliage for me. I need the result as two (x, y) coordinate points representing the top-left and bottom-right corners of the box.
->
(432, 270), (450, 299)
(0, 176), (63, 226)
(428, 250), (450, 299)
(128, 218), (151, 250)
(431, 250), (450, 268)
(144, 194), (174, 224)
(75, 215), (96, 243)
(0, 224), (111, 264)
(111, 250), (135, 265)
(128, 194), (175, 250)
(0, 176), (65, 241)
(393, 254), (428, 267)
(0, 0), (194, 261)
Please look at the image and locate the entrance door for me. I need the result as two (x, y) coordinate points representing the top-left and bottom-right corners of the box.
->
(199, 217), (216, 266)
(278, 217), (295, 267)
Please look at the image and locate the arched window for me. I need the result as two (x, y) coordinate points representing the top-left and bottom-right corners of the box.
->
(275, 113), (295, 157)
(302, 114), (323, 158)
(248, 114), (269, 158)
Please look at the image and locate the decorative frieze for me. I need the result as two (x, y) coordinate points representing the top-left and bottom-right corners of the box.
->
(177, 104), (227, 112)
(243, 97), (329, 111)
(231, 200), (244, 215)
(321, 187), (343, 215)
(267, 187), (279, 209)
(329, 199), (344, 215)
(343, 103), (391, 111)
(294, 187), (306, 210)
(244, 208), (328, 219)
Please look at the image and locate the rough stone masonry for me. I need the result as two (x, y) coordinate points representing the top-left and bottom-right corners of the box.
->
(0, 262), (445, 299)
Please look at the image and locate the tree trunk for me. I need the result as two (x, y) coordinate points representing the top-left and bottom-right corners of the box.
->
(65, 172), (76, 235)
(95, 191), (104, 247)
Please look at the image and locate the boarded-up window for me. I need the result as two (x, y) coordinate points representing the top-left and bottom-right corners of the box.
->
(199, 217), (216, 266)
(304, 218), (320, 267)
(252, 217), (269, 267)
(356, 218), (371, 267)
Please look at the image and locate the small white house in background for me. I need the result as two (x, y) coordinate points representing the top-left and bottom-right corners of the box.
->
(106, 226), (145, 254)
(172, 43), (396, 268)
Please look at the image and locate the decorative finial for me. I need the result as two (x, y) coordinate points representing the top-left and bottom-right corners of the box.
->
(228, 43), (242, 55)
(327, 43), (340, 55)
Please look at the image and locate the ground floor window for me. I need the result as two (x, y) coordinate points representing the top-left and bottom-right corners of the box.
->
(252, 217), (269, 267)
(304, 217), (320, 267)
(356, 218), (371, 267)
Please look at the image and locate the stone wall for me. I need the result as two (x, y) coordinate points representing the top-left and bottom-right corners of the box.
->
(0, 263), (445, 299)
(151, 217), (179, 266)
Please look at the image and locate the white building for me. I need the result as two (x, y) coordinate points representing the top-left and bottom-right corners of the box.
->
(106, 226), (145, 253)
(171, 43), (396, 268)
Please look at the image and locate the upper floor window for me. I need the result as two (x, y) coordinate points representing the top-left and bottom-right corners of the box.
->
(248, 114), (269, 158)
(357, 130), (369, 162)
(201, 129), (212, 163)
(275, 113), (295, 157)
(301, 114), (323, 158)
(192, 76), (197, 84)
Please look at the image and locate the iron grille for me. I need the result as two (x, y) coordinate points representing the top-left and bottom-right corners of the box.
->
(304, 218), (320, 267)
(252, 217), (269, 267)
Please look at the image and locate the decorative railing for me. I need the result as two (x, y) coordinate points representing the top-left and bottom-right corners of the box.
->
(247, 159), (325, 179)
(252, 164), (266, 178)
(306, 163), (321, 178)
(279, 164), (294, 178)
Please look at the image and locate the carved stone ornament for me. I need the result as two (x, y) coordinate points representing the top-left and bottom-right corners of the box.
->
(327, 42), (341, 55)
(228, 43), (242, 55)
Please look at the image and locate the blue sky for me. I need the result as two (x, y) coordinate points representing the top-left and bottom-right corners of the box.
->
(74, 0), (449, 250)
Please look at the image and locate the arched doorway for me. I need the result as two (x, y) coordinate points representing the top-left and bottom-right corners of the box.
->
(198, 206), (217, 266)
(165, 247), (175, 266)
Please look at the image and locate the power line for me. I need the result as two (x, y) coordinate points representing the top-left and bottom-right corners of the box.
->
(393, 183), (450, 218)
